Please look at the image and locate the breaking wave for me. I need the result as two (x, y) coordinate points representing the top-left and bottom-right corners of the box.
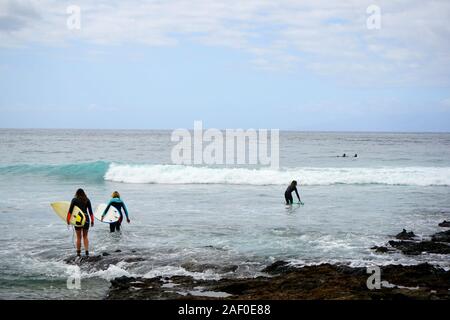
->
(104, 164), (450, 186)
(3, 161), (449, 186)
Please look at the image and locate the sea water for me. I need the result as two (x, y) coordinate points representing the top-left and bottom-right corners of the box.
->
(0, 129), (449, 299)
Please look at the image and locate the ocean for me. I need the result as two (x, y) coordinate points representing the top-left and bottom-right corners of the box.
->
(0, 129), (449, 299)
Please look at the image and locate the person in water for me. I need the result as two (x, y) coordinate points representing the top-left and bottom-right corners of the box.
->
(285, 180), (302, 205)
(67, 188), (94, 257)
(102, 191), (130, 233)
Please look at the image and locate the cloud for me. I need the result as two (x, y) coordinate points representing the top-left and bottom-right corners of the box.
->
(0, 0), (40, 31)
(0, 0), (449, 85)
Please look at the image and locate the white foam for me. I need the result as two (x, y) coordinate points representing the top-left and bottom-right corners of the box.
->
(83, 264), (131, 281)
(104, 164), (450, 186)
(143, 265), (221, 280)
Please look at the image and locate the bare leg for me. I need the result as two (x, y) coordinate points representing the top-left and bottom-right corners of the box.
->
(82, 229), (89, 254)
(75, 228), (82, 255)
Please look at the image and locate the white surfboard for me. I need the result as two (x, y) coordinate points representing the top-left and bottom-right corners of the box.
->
(51, 201), (86, 226)
(94, 203), (121, 223)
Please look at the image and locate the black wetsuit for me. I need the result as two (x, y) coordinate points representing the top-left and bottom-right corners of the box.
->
(284, 185), (300, 204)
(103, 198), (129, 232)
(68, 198), (93, 230)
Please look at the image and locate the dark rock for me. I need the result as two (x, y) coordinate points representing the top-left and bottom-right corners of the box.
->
(334, 264), (367, 276)
(371, 246), (389, 253)
(64, 255), (103, 265)
(395, 229), (416, 240)
(381, 263), (450, 290)
(431, 230), (450, 243)
(388, 240), (450, 255)
(123, 257), (145, 263)
(262, 261), (297, 274)
(111, 276), (138, 288)
(181, 262), (238, 274)
(105, 262), (450, 300)
(438, 220), (450, 227)
(222, 265), (239, 273)
(102, 252), (110, 256)
(115, 249), (122, 253)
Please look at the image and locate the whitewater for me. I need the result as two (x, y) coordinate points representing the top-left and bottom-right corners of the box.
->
(104, 164), (450, 186)
(2, 162), (450, 186)
(0, 129), (449, 299)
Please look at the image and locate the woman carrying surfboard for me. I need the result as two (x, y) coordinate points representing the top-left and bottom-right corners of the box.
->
(102, 191), (130, 233)
(67, 189), (94, 257)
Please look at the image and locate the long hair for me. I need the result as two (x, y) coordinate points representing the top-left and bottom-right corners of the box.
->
(75, 188), (88, 205)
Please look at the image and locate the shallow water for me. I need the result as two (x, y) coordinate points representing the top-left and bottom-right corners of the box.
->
(0, 129), (449, 299)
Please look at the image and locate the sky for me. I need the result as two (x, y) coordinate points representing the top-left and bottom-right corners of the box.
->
(0, 0), (449, 131)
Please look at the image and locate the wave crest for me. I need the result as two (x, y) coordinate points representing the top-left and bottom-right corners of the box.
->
(0, 161), (109, 181)
(104, 164), (450, 186)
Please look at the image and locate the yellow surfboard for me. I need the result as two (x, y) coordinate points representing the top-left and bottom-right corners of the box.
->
(50, 201), (86, 227)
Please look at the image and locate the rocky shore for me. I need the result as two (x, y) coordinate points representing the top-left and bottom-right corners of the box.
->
(371, 222), (450, 255)
(68, 220), (450, 300)
(105, 262), (450, 300)
(101, 221), (449, 300)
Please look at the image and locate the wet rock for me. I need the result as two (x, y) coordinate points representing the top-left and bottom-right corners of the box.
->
(431, 230), (450, 243)
(438, 220), (450, 227)
(381, 263), (450, 290)
(114, 249), (122, 253)
(388, 240), (450, 255)
(123, 257), (146, 263)
(106, 262), (450, 300)
(222, 265), (239, 273)
(108, 275), (201, 300)
(64, 255), (103, 265)
(375, 223), (450, 256)
(371, 246), (390, 253)
(102, 252), (110, 256)
(395, 229), (416, 240)
(181, 262), (238, 274)
(262, 261), (298, 274)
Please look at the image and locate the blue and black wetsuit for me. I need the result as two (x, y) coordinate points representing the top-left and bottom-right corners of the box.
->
(103, 198), (129, 232)
(284, 185), (300, 205)
(68, 197), (93, 230)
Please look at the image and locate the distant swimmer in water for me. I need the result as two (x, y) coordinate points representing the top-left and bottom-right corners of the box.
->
(342, 153), (347, 157)
(354, 154), (358, 157)
(102, 191), (130, 233)
(285, 180), (303, 205)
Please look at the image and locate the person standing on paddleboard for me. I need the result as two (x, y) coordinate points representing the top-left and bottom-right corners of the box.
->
(102, 191), (130, 233)
(68, 188), (94, 257)
(285, 180), (303, 205)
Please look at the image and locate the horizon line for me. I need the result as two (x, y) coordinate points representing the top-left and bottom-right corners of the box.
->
(0, 127), (449, 134)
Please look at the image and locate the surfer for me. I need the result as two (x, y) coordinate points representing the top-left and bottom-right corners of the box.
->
(102, 191), (130, 233)
(285, 180), (302, 205)
(68, 189), (94, 257)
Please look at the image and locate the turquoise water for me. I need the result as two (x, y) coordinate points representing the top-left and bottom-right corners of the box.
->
(0, 129), (449, 299)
